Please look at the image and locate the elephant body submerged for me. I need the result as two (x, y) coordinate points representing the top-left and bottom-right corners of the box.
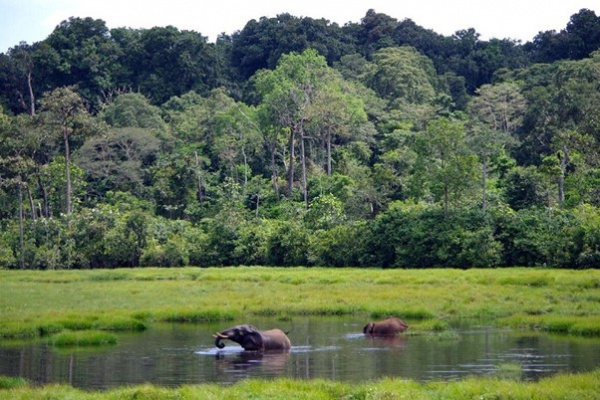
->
(214, 324), (291, 351)
(363, 317), (409, 336)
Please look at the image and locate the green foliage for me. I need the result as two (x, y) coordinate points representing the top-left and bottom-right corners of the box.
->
(309, 222), (366, 267)
(0, 231), (15, 269)
(1, 11), (600, 271)
(100, 93), (168, 132)
(367, 46), (438, 104)
(366, 202), (501, 268)
(266, 220), (310, 266)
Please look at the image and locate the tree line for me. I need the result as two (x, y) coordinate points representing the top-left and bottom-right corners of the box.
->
(1, 9), (600, 269)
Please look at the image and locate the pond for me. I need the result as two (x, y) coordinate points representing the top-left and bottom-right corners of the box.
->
(1, 316), (599, 389)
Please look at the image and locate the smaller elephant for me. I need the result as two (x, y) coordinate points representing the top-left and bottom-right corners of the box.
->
(363, 317), (409, 336)
(213, 324), (291, 351)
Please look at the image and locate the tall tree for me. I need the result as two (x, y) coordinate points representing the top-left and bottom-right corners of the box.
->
(43, 17), (121, 110)
(305, 74), (369, 177)
(116, 26), (216, 104)
(0, 44), (37, 115)
(417, 117), (477, 215)
(367, 46), (438, 105)
(255, 49), (329, 204)
(38, 87), (101, 215)
(468, 82), (525, 211)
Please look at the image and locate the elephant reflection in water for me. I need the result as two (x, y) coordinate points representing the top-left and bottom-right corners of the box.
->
(365, 334), (407, 348)
(215, 350), (290, 375)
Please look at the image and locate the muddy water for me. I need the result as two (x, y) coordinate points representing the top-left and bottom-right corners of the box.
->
(1, 316), (598, 389)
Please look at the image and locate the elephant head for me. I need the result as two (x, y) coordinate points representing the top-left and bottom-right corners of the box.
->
(363, 317), (409, 336)
(213, 324), (291, 351)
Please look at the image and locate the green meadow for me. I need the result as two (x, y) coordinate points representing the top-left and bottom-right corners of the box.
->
(1, 370), (599, 400)
(1, 267), (599, 339)
(1, 267), (599, 399)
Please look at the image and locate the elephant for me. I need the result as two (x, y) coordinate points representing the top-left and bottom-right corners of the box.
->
(213, 324), (291, 351)
(363, 317), (409, 336)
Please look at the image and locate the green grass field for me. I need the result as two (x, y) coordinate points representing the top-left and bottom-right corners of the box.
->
(1, 267), (599, 339)
(1, 267), (599, 398)
(1, 370), (599, 399)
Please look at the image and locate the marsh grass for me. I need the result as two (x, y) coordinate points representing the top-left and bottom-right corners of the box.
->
(155, 308), (235, 323)
(48, 330), (117, 347)
(0, 376), (28, 390)
(1, 267), (599, 341)
(1, 369), (599, 399)
(502, 314), (600, 337)
(0, 323), (37, 340)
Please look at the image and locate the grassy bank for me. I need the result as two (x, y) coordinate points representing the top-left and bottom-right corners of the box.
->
(1, 369), (599, 399)
(1, 267), (599, 341)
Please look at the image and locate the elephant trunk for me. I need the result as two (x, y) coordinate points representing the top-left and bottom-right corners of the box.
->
(214, 332), (227, 349)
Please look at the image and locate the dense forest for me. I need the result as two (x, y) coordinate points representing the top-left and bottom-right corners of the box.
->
(1, 8), (600, 269)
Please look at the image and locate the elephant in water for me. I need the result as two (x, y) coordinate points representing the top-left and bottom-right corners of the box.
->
(213, 324), (291, 351)
(363, 317), (409, 336)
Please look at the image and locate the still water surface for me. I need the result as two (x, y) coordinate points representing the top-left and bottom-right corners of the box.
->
(1, 316), (599, 389)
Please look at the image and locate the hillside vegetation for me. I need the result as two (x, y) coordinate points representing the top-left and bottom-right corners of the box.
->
(1, 9), (600, 268)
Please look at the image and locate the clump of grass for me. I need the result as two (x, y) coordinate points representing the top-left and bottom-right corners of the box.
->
(0, 375), (29, 389)
(38, 322), (64, 336)
(88, 271), (131, 281)
(251, 308), (285, 317)
(574, 277), (600, 289)
(542, 316), (576, 334)
(501, 314), (600, 337)
(500, 314), (540, 330)
(157, 309), (235, 323)
(48, 330), (117, 347)
(302, 305), (357, 316)
(277, 276), (305, 285)
(130, 310), (152, 321)
(569, 318), (600, 337)
(95, 317), (148, 331)
(58, 315), (97, 331)
(370, 308), (434, 320)
(407, 319), (453, 337)
(498, 274), (553, 287)
(0, 322), (38, 340)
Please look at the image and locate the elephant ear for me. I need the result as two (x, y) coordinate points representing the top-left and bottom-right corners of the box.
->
(240, 325), (264, 351)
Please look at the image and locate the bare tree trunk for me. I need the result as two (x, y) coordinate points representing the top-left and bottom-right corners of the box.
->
(270, 144), (279, 199)
(326, 130), (332, 176)
(301, 134), (308, 208)
(287, 127), (296, 196)
(27, 71), (35, 116)
(242, 148), (248, 186)
(18, 185), (25, 269)
(36, 168), (49, 218)
(26, 184), (36, 220)
(255, 193), (260, 217)
(63, 127), (72, 215)
(558, 146), (570, 207)
(194, 152), (204, 204)
(482, 155), (488, 213)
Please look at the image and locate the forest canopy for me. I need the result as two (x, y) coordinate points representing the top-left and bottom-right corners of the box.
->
(1, 8), (600, 269)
